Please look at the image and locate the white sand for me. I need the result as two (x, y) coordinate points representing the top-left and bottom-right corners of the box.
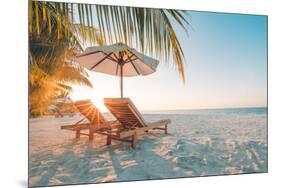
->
(29, 112), (267, 187)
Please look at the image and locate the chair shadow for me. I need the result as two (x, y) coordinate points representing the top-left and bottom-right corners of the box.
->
(29, 137), (125, 186)
(105, 134), (188, 182)
(29, 133), (188, 187)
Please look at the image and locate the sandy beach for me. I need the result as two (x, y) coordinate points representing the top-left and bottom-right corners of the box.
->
(29, 108), (267, 187)
(27, 3), (268, 187)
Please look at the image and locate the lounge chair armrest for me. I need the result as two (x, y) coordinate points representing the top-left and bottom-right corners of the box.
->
(61, 124), (75, 129)
(61, 123), (91, 130)
(146, 119), (171, 126)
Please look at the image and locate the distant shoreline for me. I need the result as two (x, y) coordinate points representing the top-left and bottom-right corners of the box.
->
(29, 106), (268, 119)
(139, 106), (268, 113)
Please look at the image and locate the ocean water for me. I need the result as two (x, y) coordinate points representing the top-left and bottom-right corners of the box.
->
(142, 107), (267, 116)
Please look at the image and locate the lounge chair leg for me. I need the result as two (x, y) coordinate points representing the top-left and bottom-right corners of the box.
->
(106, 135), (112, 145)
(76, 130), (80, 139)
(89, 126), (94, 141)
(89, 133), (94, 141)
(132, 132), (138, 149)
(165, 124), (168, 134)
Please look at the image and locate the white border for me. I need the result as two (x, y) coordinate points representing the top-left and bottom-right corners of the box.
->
(1, 0), (280, 188)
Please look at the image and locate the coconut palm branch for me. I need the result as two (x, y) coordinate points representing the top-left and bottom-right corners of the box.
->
(29, 1), (104, 52)
(95, 6), (189, 81)
(30, 1), (190, 81)
(28, 1), (190, 116)
(29, 1), (103, 116)
(29, 45), (93, 116)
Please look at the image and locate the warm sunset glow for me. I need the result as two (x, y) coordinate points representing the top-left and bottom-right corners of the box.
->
(28, 2), (268, 186)
(71, 85), (109, 112)
(70, 12), (267, 112)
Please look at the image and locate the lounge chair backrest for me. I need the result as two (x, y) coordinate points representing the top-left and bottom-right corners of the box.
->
(74, 100), (107, 124)
(104, 98), (146, 128)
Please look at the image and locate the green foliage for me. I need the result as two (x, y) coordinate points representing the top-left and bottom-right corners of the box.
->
(29, 1), (97, 116)
(95, 6), (189, 81)
(28, 1), (190, 116)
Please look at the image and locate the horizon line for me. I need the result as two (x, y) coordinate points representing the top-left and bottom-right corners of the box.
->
(100, 105), (268, 113)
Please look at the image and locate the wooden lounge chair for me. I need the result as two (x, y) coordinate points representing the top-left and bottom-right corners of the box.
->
(103, 98), (171, 148)
(61, 99), (120, 140)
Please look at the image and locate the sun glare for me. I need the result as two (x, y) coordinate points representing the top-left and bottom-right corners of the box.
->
(91, 95), (108, 112)
(70, 85), (110, 112)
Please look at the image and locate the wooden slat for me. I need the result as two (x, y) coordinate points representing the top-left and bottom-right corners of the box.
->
(127, 104), (146, 127)
(61, 99), (123, 141)
(103, 98), (172, 148)
(105, 101), (145, 128)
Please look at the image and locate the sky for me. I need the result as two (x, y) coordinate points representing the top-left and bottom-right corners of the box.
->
(70, 10), (267, 112)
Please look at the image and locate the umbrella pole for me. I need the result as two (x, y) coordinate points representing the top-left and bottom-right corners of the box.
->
(120, 64), (123, 98)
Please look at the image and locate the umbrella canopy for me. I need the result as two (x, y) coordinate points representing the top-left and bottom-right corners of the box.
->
(74, 43), (159, 97)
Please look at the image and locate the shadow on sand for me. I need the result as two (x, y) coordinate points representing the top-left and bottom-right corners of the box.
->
(29, 132), (268, 187)
(29, 134), (187, 187)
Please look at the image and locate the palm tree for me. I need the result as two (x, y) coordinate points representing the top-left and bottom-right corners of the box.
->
(29, 41), (93, 116)
(29, 1), (189, 116)
(30, 1), (189, 81)
(29, 1), (103, 116)
(94, 5), (189, 81)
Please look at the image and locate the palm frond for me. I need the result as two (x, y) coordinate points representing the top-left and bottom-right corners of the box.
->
(94, 5), (189, 82)
(28, 1), (190, 116)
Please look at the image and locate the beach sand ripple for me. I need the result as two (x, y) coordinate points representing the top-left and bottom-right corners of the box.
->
(29, 111), (267, 187)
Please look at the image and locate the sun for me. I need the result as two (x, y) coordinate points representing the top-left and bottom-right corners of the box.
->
(91, 96), (108, 112)
(70, 85), (109, 112)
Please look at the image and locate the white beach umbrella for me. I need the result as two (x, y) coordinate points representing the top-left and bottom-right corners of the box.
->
(74, 43), (159, 98)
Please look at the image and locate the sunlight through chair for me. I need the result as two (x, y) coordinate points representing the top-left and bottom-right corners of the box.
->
(61, 100), (120, 140)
